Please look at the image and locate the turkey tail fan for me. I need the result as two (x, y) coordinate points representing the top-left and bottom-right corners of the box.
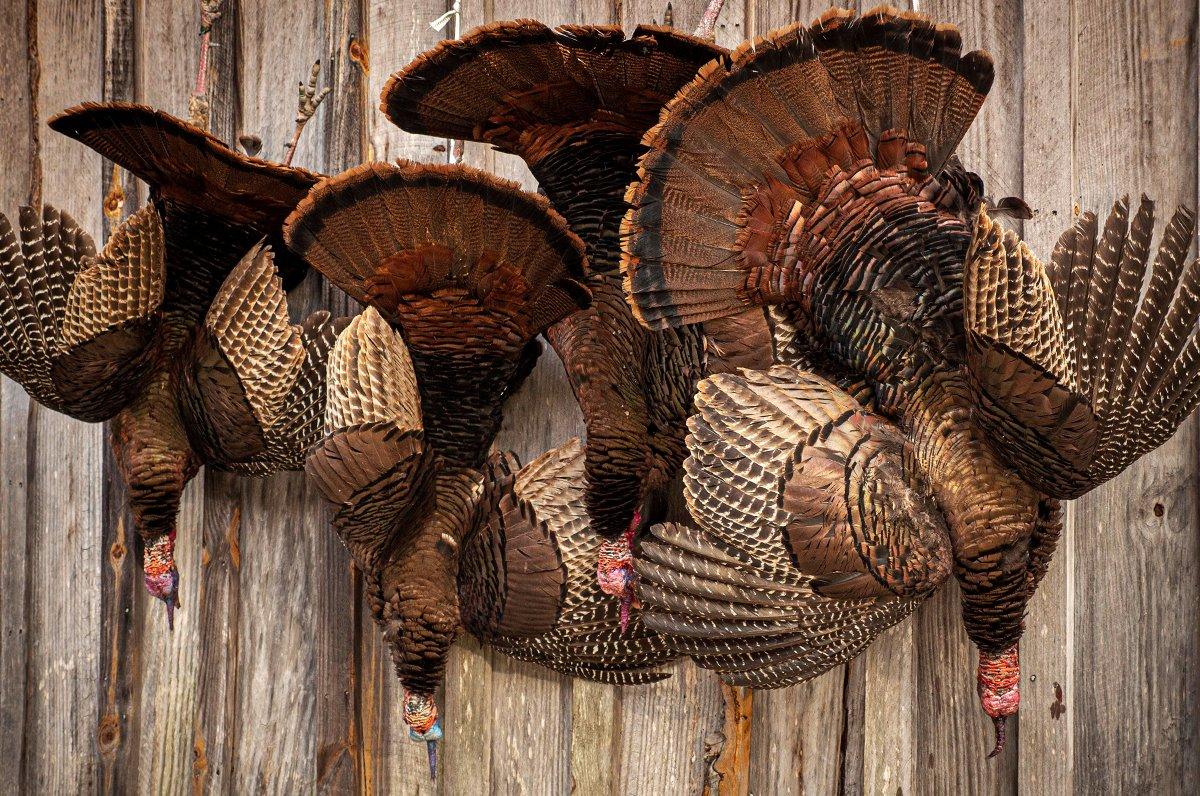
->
(0, 204), (163, 422)
(284, 160), (590, 468)
(622, 5), (992, 332)
(965, 199), (1200, 499)
(49, 103), (319, 228)
(306, 308), (435, 569)
(382, 19), (723, 275)
(635, 366), (952, 688)
(49, 103), (320, 287)
(467, 439), (675, 684)
(381, 19), (723, 158)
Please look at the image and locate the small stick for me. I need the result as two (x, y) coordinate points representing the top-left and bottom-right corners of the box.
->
(189, 0), (224, 129)
(694, 0), (726, 41)
(283, 60), (331, 166)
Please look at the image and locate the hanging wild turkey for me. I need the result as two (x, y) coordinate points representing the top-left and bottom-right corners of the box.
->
(381, 22), (723, 618)
(622, 6), (1200, 756)
(286, 160), (613, 776)
(0, 102), (340, 625)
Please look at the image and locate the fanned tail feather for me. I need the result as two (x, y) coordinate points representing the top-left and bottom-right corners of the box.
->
(622, 6), (992, 333)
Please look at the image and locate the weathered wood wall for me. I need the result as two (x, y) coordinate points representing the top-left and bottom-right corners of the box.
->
(1, 0), (1197, 793)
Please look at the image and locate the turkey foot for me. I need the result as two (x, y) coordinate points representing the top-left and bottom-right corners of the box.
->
(404, 690), (443, 781)
(143, 531), (180, 630)
(978, 645), (1020, 758)
(598, 517), (642, 633)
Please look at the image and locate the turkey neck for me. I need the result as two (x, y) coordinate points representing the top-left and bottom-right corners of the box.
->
(535, 131), (704, 538)
(109, 366), (200, 546)
(108, 198), (271, 539)
(897, 364), (1041, 653)
(376, 469), (482, 697)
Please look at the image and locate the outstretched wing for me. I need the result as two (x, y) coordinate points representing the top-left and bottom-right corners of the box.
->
(0, 204), (163, 421)
(187, 243), (346, 473)
(305, 308), (434, 569)
(964, 199), (1200, 499)
(463, 439), (675, 684)
(636, 365), (951, 688)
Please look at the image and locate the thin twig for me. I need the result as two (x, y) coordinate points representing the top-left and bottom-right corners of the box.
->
(694, 0), (726, 41)
(283, 60), (331, 166)
(189, 0), (223, 129)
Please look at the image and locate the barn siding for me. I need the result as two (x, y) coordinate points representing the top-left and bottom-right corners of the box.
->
(1, 1), (1197, 793)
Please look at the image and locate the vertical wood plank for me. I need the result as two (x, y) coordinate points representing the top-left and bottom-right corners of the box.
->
(839, 0), (919, 779)
(860, 622), (915, 795)
(357, 2), (447, 793)
(1071, 0), (1200, 790)
(614, 4), (745, 792)
(459, 5), (608, 793)
(747, 669), (845, 795)
(96, 0), (144, 790)
(127, 7), (218, 793)
(440, 3), (615, 794)
(314, 4), (367, 792)
(365, 0), (449, 165)
(749, 0), (854, 35)
(22, 2), (106, 792)
(357, 4), (460, 786)
(1018, 0), (1075, 793)
(226, 1), (332, 790)
(190, 1), (246, 791)
(741, 4), (853, 794)
(0, 0), (37, 790)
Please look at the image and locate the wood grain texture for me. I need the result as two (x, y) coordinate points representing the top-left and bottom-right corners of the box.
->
(358, 3), (447, 793)
(96, 3), (141, 791)
(228, 1), (328, 790)
(611, 5), (746, 790)
(1, 2), (1199, 793)
(1017, 1), (1076, 792)
(1070, 0), (1200, 790)
(315, 4), (364, 794)
(456, 5), (597, 792)
(909, 3), (1023, 794)
(747, 669), (845, 795)
(22, 2), (106, 792)
(192, 2), (245, 791)
(741, 4), (855, 794)
(0, 0), (37, 789)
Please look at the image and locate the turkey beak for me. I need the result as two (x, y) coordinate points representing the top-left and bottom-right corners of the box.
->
(986, 715), (1007, 758)
(165, 569), (180, 632)
(426, 738), (438, 781)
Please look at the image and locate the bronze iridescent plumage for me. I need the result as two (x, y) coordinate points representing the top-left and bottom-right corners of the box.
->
(622, 5), (1200, 757)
